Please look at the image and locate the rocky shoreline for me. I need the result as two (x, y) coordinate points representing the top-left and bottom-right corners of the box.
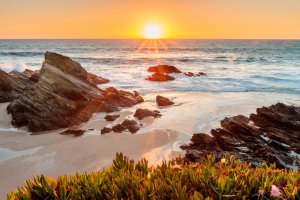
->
(182, 103), (300, 169)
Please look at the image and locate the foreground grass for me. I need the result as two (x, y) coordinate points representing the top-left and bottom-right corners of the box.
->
(8, 153), (300, 200)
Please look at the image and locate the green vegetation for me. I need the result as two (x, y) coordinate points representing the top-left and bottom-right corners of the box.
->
(8, 153), (300, 200)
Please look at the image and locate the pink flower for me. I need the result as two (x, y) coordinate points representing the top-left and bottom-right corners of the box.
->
(271, 185), (280, 197)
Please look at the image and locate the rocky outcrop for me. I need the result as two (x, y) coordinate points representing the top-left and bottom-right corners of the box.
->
(156, 95), (174, 106)
(0, 70), (35, 103)
(182, 103), (300, 169)
(6, 52), (143, 132)
(147, 65), (182, 74)
(146, 73), (175, 82)
(134, 108), (162, 120)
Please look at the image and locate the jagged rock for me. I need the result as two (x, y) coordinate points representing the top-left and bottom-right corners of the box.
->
(122, 119), (139, 133)
(146, 72), (175, 82)
(112, 124), (126, 133)
(134, 108), (162, 120)
(104, 114), (120, 121)
(7, 52), (143, 132)
(196, 72), (207, 76)
(60, 129), (85, 137)
(156, 95), (174, 106)
(182, 103), (300, 169)
(101, 127), (112, 135)
(184, 72), (194, 77)
(0, 70), (35, 103)
(87, 73), (109, 85)
(147, 65), (182, 74)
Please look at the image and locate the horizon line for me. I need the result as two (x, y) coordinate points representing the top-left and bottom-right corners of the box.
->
(0, 38), (300, 40)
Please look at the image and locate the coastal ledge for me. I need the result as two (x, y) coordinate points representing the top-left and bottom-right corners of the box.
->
(182, 103), (300, 169)
(1, 52), (144, 132)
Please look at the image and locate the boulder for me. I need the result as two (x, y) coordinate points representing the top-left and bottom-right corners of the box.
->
(112, 124), (126, 133)
(134, 108), (162, 120)
(147, 65), (182, 74)
(146, 72), (175, 82)
(104, 114), (120, 121)
(101, 127), (112, 135)
(7, 52), (143, 132)
(196, 72), (207, 76)
(182, 103), (300, 169)
(122, 119), (139, 133)
(156, 95), (174, 106)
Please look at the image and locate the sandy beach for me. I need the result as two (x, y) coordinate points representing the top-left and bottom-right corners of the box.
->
(0, 91), (299, 197)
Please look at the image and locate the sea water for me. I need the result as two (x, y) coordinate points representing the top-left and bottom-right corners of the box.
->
(0, 39), (299, 94)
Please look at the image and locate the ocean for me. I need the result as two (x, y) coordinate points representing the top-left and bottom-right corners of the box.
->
(0, 39), (299, 94)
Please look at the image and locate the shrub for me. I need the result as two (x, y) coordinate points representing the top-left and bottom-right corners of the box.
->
(8, 153), (300, 199)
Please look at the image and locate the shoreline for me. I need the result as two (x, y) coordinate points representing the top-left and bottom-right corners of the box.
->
(0, 91), (300, 197)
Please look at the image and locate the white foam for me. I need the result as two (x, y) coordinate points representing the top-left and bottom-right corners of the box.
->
(0, 62), (27, 73)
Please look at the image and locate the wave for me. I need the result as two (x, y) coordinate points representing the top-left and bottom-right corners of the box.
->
(250, 75), (300, 84)
(0, 51), (44, 57)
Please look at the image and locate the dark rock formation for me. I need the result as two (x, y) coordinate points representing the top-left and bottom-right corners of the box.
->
(101, 127), (112, 135)
(104, 114), (120, 121)
(156, 95), (174, 106)
(196, 72), (207, 76)
(112, 124), (127, 133)
(147, 65), (182, 74)
(182, 103), (300, 169)
(0, 70), (35, 103)
(134, 108), (162, 120)
(87, 73), (109, 85)
(60, 129), (85, 137)
(183, 72), (195, 77)
(146, 73), (175, 82)
(6, 52), (143, 132)
(122, 119), (139, 133)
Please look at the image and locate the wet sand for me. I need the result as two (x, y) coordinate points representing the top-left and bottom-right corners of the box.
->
(0, 91), (299, 197)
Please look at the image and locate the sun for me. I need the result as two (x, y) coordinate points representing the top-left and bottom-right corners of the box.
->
(143, 23), (163, 39)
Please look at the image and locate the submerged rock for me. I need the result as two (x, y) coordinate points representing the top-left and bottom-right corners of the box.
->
(134, 108), (162, 120)
(147, 65), (182, 74)
(182, 103), (300, 169)
(7, 52), (143, 132)
(196, 72), (207, 76)
(101, 127), (112, 135)
(183, 72), (195, 77)
(146, 72), (175, 82)
(60, 129), (85, 137)
(156, 95), (174, 106)
(122, 119), (139, 133)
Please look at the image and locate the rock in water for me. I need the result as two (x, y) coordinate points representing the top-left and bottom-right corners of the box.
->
(104, 114), (120, 121)
(182, 103), (300, 169)
(134, 108), (162, 120)
(7, 52), (143, 132)
(0, 70), (35, 103)
(147, 65), (182, 74)
(146, 72), (175, 82)
(156, 95), (174, 106)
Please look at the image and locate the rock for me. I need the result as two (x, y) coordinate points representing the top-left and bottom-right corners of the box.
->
(196, 72), (207, 76)
(156, 95), (174, 106)
(182, 103), (300, 169)
(7, 52), (143, 132)
(101, 127), (112, 134)
(60, 129), (85, 137)
(104, 114), (120, 121)
(134, 108), (162, 120)
(0, 70), (35, 103)
(146, 72), (175, 82)
(112, 124), (126, 133)
(147, 65), (182, 74)
(87, 73), (109, 85)
(122, 119), (139, 133)
(183, 72), (194, 77)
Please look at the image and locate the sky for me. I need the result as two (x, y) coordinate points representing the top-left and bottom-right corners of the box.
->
(0, 0), (300, 39)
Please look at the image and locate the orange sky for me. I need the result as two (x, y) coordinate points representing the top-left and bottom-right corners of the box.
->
(0, 0), (300, 39)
